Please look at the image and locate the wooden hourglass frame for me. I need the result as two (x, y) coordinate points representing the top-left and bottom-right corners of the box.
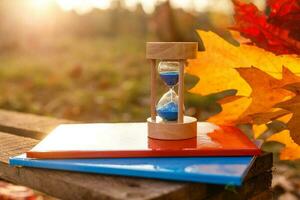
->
(146, 42), (198, 140)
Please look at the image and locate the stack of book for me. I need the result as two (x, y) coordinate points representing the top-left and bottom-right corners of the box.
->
(10, 122), (261, 186)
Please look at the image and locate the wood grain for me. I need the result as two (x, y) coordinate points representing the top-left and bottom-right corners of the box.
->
(245, 152), (273, 180)
(205, 171), (272, 200)
(0, 110), (71, 139)
(146, 42), (198, 60)
(249, 190), (273, 200)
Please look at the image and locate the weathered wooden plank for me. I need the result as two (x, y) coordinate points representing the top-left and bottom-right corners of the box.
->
(245, 152), (273, 179)
(205, 171), (272, 200)
(0, 132), (39, 161)
(1, 163), (194, 200)
(0, 110), (71, 139)
(249, 190), (273, 200)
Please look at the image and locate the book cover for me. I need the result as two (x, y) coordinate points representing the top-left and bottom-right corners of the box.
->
(26, 122), (260, 159)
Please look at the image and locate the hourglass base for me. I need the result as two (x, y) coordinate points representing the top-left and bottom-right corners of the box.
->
(147, 116), (197, 140)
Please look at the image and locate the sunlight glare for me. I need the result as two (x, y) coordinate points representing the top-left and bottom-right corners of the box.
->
(30, 0), (53, 11)
(27, 0), (55, 20)
(56, 0), (74, 11)
(55, 0), (234, 14)
(171, 0), (194, 11)
(194, 0), (210, 12)
(57, 0), (111, 14)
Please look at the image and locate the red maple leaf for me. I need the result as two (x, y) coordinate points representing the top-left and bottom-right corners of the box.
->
(232, 0), (300, 55)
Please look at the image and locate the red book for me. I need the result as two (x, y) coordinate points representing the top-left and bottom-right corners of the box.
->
(27, 122), (260, 159)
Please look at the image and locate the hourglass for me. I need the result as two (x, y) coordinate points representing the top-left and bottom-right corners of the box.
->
(146, 42), (198, 140)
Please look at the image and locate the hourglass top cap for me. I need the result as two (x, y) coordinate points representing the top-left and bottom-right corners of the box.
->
(146, 42), (198, 60)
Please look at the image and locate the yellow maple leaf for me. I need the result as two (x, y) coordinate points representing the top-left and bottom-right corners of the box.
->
(207, 97), (251, 125)
(277, 113), (293, 124)
(252, 124), (268, 139)
(186, 31), (300, 97)
(267, 130), (300, 160)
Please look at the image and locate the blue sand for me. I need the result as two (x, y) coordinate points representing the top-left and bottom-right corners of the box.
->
(10, 154), (255, 186)
(159, 71), (179, 86)
(157, 102), (178, 121)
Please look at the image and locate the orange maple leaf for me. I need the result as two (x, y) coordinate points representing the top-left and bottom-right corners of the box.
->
(187, 31), (300, 159)
(276, 83), (300, 145)
(207, 67), (300, 125)
(207, 97), (251, 126)
(235, 66), (300, 124)
(186, 31), (300, 97)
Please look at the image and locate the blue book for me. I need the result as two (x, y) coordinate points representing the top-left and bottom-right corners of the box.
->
(10, 154), (256, 186)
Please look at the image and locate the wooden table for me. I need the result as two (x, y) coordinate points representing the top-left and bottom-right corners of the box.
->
(0, 110), (273, 200)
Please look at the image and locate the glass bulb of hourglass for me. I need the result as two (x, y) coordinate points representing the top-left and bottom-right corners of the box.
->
(158, 61), (179, 87)
(156, 61), (180, 121)
(156, 89), (178, 121)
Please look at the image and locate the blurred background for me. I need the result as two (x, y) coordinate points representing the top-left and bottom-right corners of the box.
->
(0, 0), (265, 122)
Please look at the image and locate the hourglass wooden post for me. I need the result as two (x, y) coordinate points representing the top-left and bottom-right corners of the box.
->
(150, 59), (157, 121)
(178, 60), (184, 123)
(146, 42), (198, 140)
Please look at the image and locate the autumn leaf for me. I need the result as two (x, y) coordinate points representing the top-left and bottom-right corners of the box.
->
(249, 109), (290, 125)
(235, 66), (300, 124)
(209, 67), (300, 160)
(206, 66), (300, 125)
(186, 31), (300, 97)
(232, 0), (300, 55)
(268, 0), (300, 40)
(276, 113), (293, 124)
(267, 130), (300, 160)
(252, 124), (268, 139)
(187, 30), (300, 160)
(276, 83), (300, 145)
(207, 97), (251, 125)
(187, 30), (300, 130)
